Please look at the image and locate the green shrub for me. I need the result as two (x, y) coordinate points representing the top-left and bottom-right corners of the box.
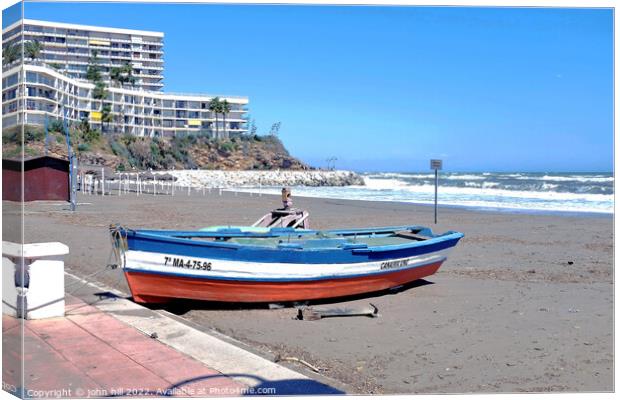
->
(24, 146), (39, 157)
(2, 130), (19, 145)
(24, 129), (44, 143)
(3, 147), (22, 159)
(116, 163), (126, 172)
(219, 141), (236, 154)
(81, 128), (101, 144)
(109, 138), (129, 159)
(77, 143), (91, 152)
(120, 134), (136, 146)
(48, 120), (64, 133)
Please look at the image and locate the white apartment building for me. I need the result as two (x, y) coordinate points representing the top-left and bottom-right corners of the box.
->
(2, 19), (249, 137)
(4, 19), (164, 91)
(3, 64), (248, 137)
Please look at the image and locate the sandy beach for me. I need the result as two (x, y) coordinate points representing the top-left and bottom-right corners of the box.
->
(3, 190), (613, 394)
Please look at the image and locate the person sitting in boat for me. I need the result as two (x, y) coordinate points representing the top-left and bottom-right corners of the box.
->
(282, 187), (292, 209)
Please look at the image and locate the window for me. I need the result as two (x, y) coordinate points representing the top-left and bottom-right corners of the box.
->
(4, 73), (18, 87)
(175, 100), (186, 108)
(3, 101), (18, 113)
(26, 72), (38, 83)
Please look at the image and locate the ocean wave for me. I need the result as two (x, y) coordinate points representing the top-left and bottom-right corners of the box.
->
(362, 177), (410, 189)
(233, 186), (612, 214)
(384, 183), (612, 202)
(232, 171), (613, 214)
(442, 174), (486, 180)
(512, 175), (614, 182)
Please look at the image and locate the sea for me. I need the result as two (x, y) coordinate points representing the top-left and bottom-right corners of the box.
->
(235, 172), (614, 215)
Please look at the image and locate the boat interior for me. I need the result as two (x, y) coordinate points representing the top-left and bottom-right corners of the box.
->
(137, 226), (441, 250)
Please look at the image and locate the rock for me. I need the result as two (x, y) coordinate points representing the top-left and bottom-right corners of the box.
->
(155, 170), (365, 188)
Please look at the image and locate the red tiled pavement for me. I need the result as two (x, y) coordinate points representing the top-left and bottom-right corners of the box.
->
(2, 295), (248, 397)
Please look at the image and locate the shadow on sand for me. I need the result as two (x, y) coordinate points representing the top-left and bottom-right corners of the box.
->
(148, 278), (434, 316)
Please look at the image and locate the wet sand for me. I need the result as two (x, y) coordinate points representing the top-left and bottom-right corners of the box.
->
(4, 190), (613, 393)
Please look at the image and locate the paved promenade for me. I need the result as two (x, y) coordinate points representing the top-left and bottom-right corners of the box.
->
(2, 274), (345, 398)
(3, 295), (249, 398)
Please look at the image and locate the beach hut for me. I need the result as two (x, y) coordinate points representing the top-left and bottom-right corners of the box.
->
(2, 156), (70, 202)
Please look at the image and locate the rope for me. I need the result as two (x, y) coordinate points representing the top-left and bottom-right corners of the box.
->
(65, 224), (128, 295)
(109, 223), (128, 270)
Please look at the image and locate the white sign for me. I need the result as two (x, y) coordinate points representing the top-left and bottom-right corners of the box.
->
(430, 159), (443, 170)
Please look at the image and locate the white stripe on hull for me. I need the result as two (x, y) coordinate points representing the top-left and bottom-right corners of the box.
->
(124, 249), (453, 281)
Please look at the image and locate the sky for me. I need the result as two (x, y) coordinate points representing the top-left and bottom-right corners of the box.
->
(5, 2), (614, 172)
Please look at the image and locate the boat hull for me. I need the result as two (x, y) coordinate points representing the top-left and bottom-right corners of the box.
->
(117, 225), (464, 304)
(124, 260), (443, 303)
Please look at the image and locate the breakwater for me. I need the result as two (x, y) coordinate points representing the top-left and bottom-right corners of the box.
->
(152, 170), (365, 188)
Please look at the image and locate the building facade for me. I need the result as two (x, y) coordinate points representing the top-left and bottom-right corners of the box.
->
(4, 19), (164, 91)
(2, 19), (248, 137)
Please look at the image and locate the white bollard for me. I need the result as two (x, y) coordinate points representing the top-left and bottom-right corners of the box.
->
(101, 168), (105, 196)
(2, 241), (68, 319)
(219, 188), (222, 196)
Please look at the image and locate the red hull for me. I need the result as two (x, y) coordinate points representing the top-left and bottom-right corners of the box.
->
(124, 261), (443, 303)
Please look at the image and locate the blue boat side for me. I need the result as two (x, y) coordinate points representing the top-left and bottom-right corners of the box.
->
(123, 226), (464, 264)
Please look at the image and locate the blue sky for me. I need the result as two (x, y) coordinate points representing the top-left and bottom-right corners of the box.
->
(9, 3), (614, 172)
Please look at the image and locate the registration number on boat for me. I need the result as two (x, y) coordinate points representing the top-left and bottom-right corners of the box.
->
(380, 258), (411, 270)
(164, 256), (212, 270)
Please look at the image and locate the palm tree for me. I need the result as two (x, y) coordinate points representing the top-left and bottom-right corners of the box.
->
(110, 63), (136, 88)
(110, 66), (122, 87)
(208, 97), (222, 139)
(92, 81), (107, 100)
(221, 99), (231, 140)
(122, 63), (136, 87)
(101, 104), (113, 133)
(86, 64), (101, 82)
(25, 40), (42, 62)
(2, 42), (20, 66)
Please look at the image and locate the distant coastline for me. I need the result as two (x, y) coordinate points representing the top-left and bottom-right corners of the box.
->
(227, 171), (614, 215)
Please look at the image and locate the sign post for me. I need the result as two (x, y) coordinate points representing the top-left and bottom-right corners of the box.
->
(430, 159), (442, 224)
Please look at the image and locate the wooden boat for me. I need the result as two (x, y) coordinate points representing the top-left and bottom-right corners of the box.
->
(111, 223), (464, 304)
